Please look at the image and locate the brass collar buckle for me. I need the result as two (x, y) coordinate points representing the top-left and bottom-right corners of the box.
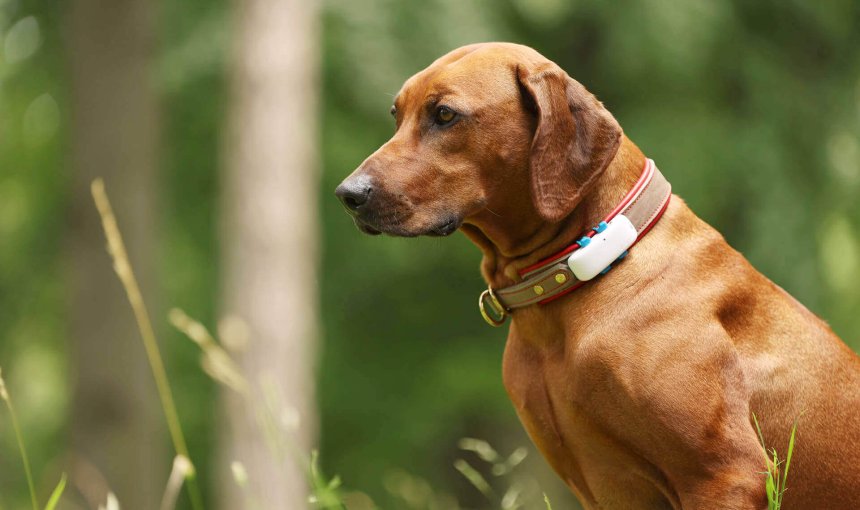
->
(478, 287), (508, 327)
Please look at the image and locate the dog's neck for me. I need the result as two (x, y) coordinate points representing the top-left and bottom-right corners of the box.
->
(462, 136), (646, 289)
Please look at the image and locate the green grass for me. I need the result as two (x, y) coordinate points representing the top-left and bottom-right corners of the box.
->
(752, 413), (799, 510)
(91, 179), (204, 510)
(0, 367), (68, 510)
(0, 366), (39, 510)
(43, 474), (67, 510)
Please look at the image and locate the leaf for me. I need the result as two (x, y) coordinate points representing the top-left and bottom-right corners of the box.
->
(771, 448), (780, 500)
(310, 450), (321, 480)
(458, 438), (500, 463)
(44, 473), (67, 510)
(779, 419), (799, 507)
(453, 459), (494, 500)
(765, 474), (776, 510)
(501, 484), (522, 509)
(543, 493), (553, 510)
(752, 413), (770, 466)
(98, 493), (120, 510)
(327, 475), (342, 490)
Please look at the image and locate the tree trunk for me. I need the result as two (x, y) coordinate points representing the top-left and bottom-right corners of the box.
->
(220, 0), (320, 508)
(67, 0), (164, 508)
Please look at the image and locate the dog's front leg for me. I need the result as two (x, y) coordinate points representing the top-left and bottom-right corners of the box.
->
(616, 334), (771, 510)
(680, 465), (768, 510)
(663, 391), (769, 510)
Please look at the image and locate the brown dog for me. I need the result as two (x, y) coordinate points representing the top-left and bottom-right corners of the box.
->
(335, 43), (860, 509)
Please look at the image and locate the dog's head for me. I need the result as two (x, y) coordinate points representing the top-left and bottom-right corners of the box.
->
(335, 42), (622, 237)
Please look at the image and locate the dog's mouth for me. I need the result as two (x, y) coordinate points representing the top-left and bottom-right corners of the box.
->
(426, 216), (461, 237)
(353, 214), (462, 238)
(354, 218), (382, 236)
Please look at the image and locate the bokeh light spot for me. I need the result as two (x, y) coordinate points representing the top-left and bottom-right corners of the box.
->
(3, 16), (40, 64)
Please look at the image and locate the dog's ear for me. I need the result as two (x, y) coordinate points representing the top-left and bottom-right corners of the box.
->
(517, 63), (622, 222)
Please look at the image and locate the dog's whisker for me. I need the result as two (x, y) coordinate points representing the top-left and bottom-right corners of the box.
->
(484, 206), (503, 218)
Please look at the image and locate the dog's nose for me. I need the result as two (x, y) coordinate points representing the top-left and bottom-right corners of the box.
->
(335, 178), (373, 213)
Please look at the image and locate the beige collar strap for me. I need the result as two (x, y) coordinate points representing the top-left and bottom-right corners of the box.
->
(479, 159), (672, 326)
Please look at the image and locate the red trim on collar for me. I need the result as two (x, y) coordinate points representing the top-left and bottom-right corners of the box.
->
(518, 159), (653, 278)
(536, 194), (671, 306)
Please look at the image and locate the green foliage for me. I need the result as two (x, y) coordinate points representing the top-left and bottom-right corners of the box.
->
(0, 2), (68, 506)
(43, 473), (66, 510)
(753, 413), (800, 510)
(308, 451), (347, 510)
(172, 305), (353, 509)
(1, 366), (67, 510)
(0, 366), (38, 510)
(453, 439), (543, 509)
(0, 0), (858, 508)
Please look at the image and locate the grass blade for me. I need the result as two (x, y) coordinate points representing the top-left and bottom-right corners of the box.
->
(160, 456), (194, 510)
(765, 473), (776, 510)
(454, 459), (495, 501)
(0, 367), (39, 510)
(753, 412), (801, 510)
(779, 419), (799, 507)
(44, 473), (67, 510)
(544, 493), (553, 510)
(752, 413), (769, 464)
(98, 492), (120, 510)
(771, 448), (780, 505)
(458, 438), (500, 463)
(91, 179), (203, 510)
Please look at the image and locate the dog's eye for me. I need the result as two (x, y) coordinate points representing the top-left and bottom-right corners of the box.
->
(434, 106), (457, 125)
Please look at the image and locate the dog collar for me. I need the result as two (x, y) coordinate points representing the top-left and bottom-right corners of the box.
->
(479, 159), (672, 326)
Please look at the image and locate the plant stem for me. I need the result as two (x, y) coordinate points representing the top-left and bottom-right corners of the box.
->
(1, 370), (39, 510)
(91, 179), (204, 510)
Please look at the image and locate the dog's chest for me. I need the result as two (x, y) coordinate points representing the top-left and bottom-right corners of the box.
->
(501, 331), (676, 509)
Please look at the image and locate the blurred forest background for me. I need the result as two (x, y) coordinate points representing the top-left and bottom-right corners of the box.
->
(1, 0), (859, 508)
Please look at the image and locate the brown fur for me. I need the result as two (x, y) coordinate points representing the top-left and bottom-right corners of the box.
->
(336, 43), (860, 509)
